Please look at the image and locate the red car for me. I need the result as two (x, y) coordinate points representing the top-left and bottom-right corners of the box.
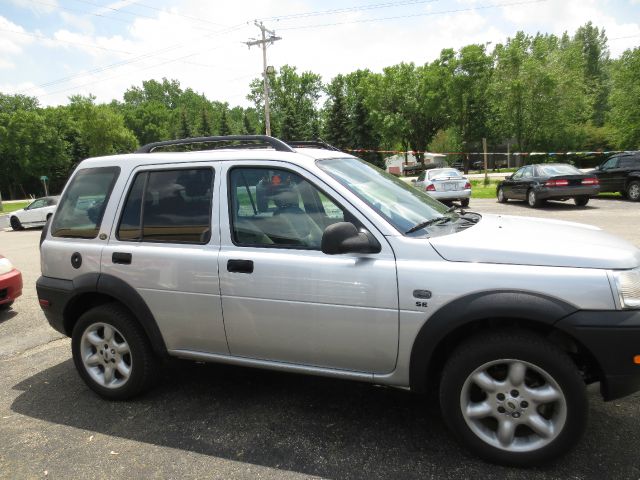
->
(0, 255), (22, 310)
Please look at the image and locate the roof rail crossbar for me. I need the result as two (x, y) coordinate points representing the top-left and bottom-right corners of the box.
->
(136, 135), (295, 153)
(286, 140), (341, 151)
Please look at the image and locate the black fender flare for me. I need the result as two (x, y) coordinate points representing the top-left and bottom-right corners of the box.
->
(63, 273), (167, 357)
(409, 290), (579, 392)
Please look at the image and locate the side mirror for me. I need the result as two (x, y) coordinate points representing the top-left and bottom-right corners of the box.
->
(505, 175), (513, 180)
(410, 179), (417, 183)
(321, 222), (381, 255)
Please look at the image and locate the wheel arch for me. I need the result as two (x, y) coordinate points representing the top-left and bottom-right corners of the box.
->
(62, 273), (168, 357)
(409, 290), (601, 393)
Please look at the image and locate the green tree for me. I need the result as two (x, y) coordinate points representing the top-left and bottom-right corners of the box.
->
(608, 47), (640, 149)
(323, 75), (350, 149)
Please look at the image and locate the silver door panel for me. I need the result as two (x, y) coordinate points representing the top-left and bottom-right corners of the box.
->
(138, 289), (226, 353)
(222, 295), (397, 372)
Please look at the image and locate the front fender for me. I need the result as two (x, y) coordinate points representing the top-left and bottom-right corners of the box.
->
(409, 290), (578, 392)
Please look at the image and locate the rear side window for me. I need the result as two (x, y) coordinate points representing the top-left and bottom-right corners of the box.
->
(117, 168), (214, 244)
(52, 167), (120, 239)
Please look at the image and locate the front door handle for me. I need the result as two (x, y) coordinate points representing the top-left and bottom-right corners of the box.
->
(227, 259), (254, 274)
(112, 252), (132, 265)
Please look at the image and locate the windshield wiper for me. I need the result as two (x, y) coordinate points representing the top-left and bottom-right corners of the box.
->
(405, 216), (452, 234)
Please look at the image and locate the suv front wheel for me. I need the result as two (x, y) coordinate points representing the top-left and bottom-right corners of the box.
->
(72, 303), (159, 399)
(627, 180), (640, 202)
(439, 331), (587, 466)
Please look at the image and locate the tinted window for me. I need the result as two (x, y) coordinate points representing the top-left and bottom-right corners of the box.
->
(619, 157), (639, 168)
(117, 168), (213, 244)
(229, 167), (350, 249)
(52, 167), (120, 239)
(512, 167), (525, 179)
(601, 157), (619, 169)
(538, 164), (582, 176)
(429, 169), (461, 179)
(28, 199), (47, 210)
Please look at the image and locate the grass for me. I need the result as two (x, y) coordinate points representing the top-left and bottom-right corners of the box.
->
(0, 201), (30, 214)
(470, 179), (501, 199)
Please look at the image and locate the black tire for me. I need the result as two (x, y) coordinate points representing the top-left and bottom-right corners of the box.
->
(574, 196), (589, 207)
(440, 331), (587, 467)
(10, 216), (23, 231)
(71, 302), (159, 400)
(497, 187), (508, 203)
(460, 198), (470, 208)
(627, 180), (640, 202)
(0, 301), (13, 311)
(527, 189), (541, 208)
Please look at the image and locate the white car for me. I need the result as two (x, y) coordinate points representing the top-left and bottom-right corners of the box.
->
(412, 168), (471, 206)
(10, 196), (59, 230)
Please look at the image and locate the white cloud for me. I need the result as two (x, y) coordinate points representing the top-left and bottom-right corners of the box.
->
(0, 16), (34, 55)
(4, 0), (639, 107)
(8, 0), (58, 14)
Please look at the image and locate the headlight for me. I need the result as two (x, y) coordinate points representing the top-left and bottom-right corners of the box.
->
(0, 258), (14, 275)
(613, 267), (640, 309)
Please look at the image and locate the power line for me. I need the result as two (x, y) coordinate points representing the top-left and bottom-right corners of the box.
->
(17, 22), (249, 95)
(0, 27), (133, 54)
(262, 0), (442, 21)
(28, 0), (214, 34)
(34, 40), (237, 100)
(108, 0), (229, 28)
(70, 0), (230, 31)
(276, 0), (548, 31)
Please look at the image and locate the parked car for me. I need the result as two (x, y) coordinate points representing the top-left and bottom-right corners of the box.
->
(412, 168), (471, 207)
(0, 255), (22, 310)
(10, 196), (59, 230)
(590, 152), (640, 201)
(497, 164), (600, 208)
(37, 135), (640, 466)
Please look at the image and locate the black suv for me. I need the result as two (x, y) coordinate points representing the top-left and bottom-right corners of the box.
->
(591, 152), (640, 201)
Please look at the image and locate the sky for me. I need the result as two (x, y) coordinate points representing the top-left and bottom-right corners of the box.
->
(1, 0), (639, 108)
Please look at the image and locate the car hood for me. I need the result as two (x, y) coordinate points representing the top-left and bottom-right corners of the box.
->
(429, 214), (640, 269)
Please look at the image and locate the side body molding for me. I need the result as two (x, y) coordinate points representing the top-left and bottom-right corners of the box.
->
(409, 290), (579, 392)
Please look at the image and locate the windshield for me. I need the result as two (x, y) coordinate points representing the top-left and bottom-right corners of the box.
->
(429, 169), (462, 180)
(317, 157), (452, 236)
(538, 164), (582, 176)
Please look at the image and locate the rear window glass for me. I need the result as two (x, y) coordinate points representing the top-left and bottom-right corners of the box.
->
(537, 164), (581, 176)
(117, 168), (214, 244)
(51, 167), (120, 239)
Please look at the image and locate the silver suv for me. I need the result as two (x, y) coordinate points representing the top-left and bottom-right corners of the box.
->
(37, 136), (640, 466)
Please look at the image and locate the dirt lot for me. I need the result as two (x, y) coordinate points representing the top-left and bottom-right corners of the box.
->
(0, 198), (639, 479)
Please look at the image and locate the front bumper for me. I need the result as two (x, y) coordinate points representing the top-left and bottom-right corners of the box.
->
(556, 309), (640, 401)
(536, 185), (600, 200)
(0, 268), (22, 305)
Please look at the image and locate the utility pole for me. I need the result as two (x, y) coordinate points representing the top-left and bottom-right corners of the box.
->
(245, 21), (282, 136)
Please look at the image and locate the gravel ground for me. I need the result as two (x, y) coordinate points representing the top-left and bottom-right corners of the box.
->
(0, 198), (639, 479)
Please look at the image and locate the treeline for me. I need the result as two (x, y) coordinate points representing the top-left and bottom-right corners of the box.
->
(1, 22), (639, 199)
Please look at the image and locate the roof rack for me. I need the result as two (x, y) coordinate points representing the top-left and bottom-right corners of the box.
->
(286, 139), (341, 151)
(136, 135), (295, 153)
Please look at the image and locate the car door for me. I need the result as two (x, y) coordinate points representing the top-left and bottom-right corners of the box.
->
(20, 198), (47, 224)
(596, 156), (620, 192)
(508, 167), (530, 199)
(101, 164), (228, 355)
(218, 161), (399, 374)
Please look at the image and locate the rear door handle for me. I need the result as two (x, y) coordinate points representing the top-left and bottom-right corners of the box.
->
(227, 259), (253, 274)
(112, 252), (132, 265)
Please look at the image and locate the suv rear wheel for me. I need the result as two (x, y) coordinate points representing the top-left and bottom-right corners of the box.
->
(627, 180), (640, 202)
(72, 303), (159, 399)
(439, 331), (587, 466)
